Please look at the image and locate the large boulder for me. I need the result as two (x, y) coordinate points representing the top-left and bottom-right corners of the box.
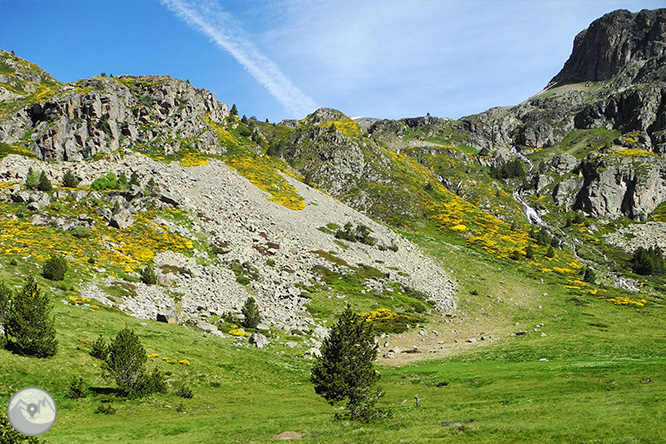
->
(109, 208), (134, 229)
(248, 333), (269, 349)
(156, 309), (178, 324)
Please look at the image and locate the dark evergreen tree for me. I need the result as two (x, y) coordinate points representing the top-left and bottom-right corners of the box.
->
(5, 276), (58, 357)
(103, 327), (164, 397)
(61, 170), (80, 188)
(582, 267), (597, 284)
(310, 304), (384, 421)
(91, 335), (109, 360)
(230, 103), (238, 116)
(37, 171), (52, 192)
(129, 171), (140, 186)
(140, 264), (157, 285)
(240, 297), (261, 329)
(42, 254), (68, 281)
(545, 245), (555, 258)
(631, 246), (665, 276)
(525, 244), (535, 260)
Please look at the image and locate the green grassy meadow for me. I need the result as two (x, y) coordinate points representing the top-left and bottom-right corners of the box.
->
(2, 230), (665, 444)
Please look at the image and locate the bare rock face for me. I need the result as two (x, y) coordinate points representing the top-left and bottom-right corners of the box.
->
(575, 151), (666, 220)
(549, 9), (666, 86)
(0, 52), (230, 162)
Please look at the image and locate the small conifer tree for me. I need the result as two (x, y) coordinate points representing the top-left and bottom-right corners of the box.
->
(25, 167), (39, 189)
(103, 327), (164, 397)
(62, 170), (80, 188)
(91, 335), (109, 360)
(241, 297), (261, 329)
(582, 267), (596, 284)
(42, 254), (68, 281)
(311, 304), (384, 421)
(5, 276), (58, 357)
(545, 245), (555, 258)
(140, 264), (157, 285)
(129, 171), (140, 186)
(37, 171), (53, 192)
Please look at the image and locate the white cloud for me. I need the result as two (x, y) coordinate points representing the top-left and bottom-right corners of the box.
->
(161, 0), (318, 118)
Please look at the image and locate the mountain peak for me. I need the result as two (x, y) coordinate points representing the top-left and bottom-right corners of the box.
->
(548, 8), (666, 87)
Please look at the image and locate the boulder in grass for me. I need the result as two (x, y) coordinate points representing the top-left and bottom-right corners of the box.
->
(156, 310), (178, 324)
(249, 333), (269, 349)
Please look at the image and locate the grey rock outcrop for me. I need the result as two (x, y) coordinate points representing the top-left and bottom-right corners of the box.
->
(156, 310), (178, 324)
(575, 151), (666, 220)
(109, 208), (134, 229)
(249, 333), (269, 349)
(549, 9), (666, 86)
(0, 53), (230, 162)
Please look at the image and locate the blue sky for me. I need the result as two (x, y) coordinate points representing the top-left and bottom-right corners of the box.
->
(1, 0), (663, 122)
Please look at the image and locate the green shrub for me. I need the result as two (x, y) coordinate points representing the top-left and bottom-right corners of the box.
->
(94, 403), (117, 415)
(118, 172), (128, 189)
(175, 383), (193, 399)
(9, 257), (18, 266)
(140, 265), (157, 285)
(91, 172), (119, 191)
(43, 254), (68, 281)
(69, 226), (91, 239)
(240, 297), (261, 329)
(66, 377), (87, 399)
(62, 170), (80, 188)
(37, 171), (52, 192)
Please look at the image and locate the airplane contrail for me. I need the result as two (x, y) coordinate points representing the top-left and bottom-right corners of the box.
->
(161, 0), (317, 118)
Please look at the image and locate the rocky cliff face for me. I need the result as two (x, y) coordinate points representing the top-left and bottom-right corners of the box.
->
(549, 9), (666, 86)
(459, 8), (666, 153)
(0, 50), (228, 162)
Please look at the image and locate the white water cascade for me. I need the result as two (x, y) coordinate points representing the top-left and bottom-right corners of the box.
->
(508, 144), (581, 259)
(510, 145), (546, 227)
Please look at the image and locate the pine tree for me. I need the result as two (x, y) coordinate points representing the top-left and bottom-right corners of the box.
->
(129, 171), (140, 186)
(310, 304), (384, 421)
(37, 170), (53, 192)
(62, 170), (80, 188)
(140, 264), (157, 285)
(25, 167), (39, 189)
(230, 103), (238, 116)
(103, 327), (164, 397)
(5, 276), (58, 357)
(583, 267), (596, 284)
(240, 297), (261, 329)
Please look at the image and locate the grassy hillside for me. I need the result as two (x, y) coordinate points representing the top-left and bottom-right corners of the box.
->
(1, 227), (665, 443)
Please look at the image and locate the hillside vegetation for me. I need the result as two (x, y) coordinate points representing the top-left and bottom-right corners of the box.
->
(1, 7), (666, 443)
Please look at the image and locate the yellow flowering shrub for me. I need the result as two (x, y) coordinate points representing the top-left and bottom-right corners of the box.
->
(606, 297), (647, 307)
(228, 328), (249, 337)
